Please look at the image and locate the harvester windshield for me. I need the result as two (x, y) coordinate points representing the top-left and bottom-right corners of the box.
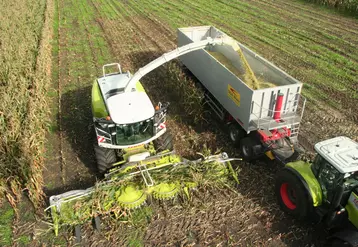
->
(116, 118), (154, 145)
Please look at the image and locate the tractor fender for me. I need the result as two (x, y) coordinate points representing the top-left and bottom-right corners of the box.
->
(286, 161), (323, 207)
(329, 229), (358, 246)
(284, 167), (314, 208)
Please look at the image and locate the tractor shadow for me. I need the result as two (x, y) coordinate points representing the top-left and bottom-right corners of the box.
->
(129, 50), (328, 246)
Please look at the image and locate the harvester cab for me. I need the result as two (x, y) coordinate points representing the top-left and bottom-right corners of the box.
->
(91, 63), (171, 173)
(275, 136), (358, 246)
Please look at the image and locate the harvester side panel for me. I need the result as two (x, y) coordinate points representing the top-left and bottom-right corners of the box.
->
(178, 26), (304, 134)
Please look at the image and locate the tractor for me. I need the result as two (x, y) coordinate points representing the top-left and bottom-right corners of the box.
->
(275, 136), (358, 246)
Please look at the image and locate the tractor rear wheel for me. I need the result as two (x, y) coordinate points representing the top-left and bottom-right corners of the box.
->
(275, 168), (311, 220)
(94, 145), (117, 174)
(153, 131), (173, 152)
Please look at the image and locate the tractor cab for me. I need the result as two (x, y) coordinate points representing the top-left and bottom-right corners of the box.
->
(311, 136), (358, 208)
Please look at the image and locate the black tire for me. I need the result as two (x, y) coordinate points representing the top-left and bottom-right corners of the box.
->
(153, 131), (173, 152)
(94, 145), (117, 173)
(275, 168), (311, 220)
(228, 123), (244, 145)
(239, 137), (258, 161)
(325, 238), (352, 247)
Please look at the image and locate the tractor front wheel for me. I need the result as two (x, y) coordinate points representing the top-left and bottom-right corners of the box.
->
(94, 145), (117, 174)
(275, 168), (311, 220)
(153, 131), (173, 152)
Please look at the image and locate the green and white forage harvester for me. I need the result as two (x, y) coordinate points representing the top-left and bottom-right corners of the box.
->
(46, 34), (243, 236)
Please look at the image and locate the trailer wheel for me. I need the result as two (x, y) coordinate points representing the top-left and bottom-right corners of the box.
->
(228, 123), (244, 145)
(94, 145), (117, 174)
(275, 168), (311, 220)
(239, 137), (258, 161)
(153, 131), (173, 152)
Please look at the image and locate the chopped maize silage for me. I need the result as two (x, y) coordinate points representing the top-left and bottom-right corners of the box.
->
(208, 51), (276, 89)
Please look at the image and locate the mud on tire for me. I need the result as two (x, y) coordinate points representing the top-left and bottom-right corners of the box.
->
(94, 145), (117, 174)
(153, 131), (173, 152)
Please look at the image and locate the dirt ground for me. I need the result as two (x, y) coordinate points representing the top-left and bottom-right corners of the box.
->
(39, 0), (358, 246)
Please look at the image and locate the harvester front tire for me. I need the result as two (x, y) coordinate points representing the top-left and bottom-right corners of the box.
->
(275, 168), (311, 220)
(94, 145), (117, 174)
(153, 131), (173, 152)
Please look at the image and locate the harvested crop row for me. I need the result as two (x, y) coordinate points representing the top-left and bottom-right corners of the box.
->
(0, 0), (54, 208)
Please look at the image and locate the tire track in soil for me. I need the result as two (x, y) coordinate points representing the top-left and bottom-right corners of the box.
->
(267, 0), (358, 35)
(220, 0), (358, 64)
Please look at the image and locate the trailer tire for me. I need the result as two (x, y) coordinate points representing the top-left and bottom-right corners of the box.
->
(153, 131), (173, 152)
(239, 137), (258, 161)
(228, 123), (244, 145)
(94, 145), (117, 174)
(275, 168), (311, 220)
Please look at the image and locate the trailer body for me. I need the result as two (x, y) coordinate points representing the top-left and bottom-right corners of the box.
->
(178, 26), (305, 143)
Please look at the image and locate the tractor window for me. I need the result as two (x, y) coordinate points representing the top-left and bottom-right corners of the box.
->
(116, 119), (154, 145)
(312, 155), (342, 203)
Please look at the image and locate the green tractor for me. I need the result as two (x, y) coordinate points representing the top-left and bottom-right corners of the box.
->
(91, 63), (172, 173)
(275, 136), (358, 246)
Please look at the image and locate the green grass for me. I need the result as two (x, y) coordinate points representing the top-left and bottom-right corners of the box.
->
(0, 203), (15, 246)
(303, 0), (358, 14)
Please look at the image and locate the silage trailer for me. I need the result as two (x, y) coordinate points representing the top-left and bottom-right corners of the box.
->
(178, 26), (306, 163)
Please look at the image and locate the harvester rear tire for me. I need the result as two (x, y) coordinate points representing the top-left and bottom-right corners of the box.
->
(153, 131), (173, 152)
(275, 168), (311, 220)
(94, 145), (117, 174)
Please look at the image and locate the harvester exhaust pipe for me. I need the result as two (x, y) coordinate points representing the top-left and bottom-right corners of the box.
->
(273, 93), (284, 122)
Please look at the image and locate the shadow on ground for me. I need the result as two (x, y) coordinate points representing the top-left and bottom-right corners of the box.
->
(44, 86), (98, 197)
